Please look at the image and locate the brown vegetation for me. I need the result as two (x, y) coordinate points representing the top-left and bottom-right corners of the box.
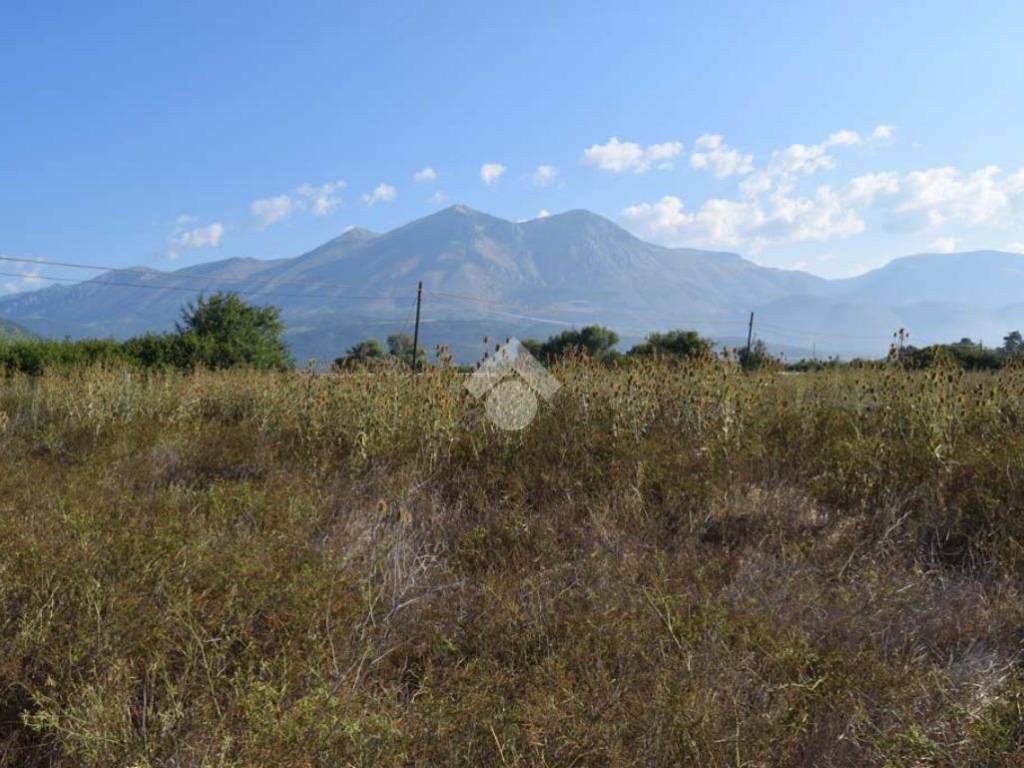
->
(2, 358), (1024, 766)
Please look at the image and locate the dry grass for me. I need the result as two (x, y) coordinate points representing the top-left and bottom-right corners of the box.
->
(2, 358), (1024, 766)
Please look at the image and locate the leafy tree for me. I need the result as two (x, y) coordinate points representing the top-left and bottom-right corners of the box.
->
(536, 325), (620, 362)
(334, 338), (385, 369)
(1003, 330), (1023, 356)
(738, 339), (777, 371)
(176, 292), (292, 370)
(902, 342), (1002, 371)
(520, 338), (544, 359)
(629, 329), (712, 360)
(121, 332), (183, 369)
(386, 333), (426, 367)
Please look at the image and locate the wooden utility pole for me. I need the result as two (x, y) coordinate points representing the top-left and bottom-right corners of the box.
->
(745, 312), (755, 360)
(411, 281), (423, 371)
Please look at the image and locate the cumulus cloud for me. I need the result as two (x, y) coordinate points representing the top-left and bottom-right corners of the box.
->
(622, 185), (864, 249)
(531, 164), (559, 187)
(739, 125), (897, 198)
(414, 167), (438, 182)
(537, 209), (551, 219)
(480, 163), (507, 185)
(843, 172), (901, 204)
(872, 124), (896, 142)
(250, 178), (348, 227)
(171, 222), (224, 249)
(297, 180), (346, 216)
(897, 165), (1011, 226)
(582, 137), (683, 174)
(361, 183), (397, 205)
(429, 189), (449, 205)
(251, 195), (297, 228)
(689, 134), (754, 179)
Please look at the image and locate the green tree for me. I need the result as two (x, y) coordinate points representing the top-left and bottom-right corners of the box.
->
(386, 333), (426, 367)
(334, 338), (385, 369)
(1002, 330), (1023, 356)
(176, 292), (292, 370)
(629, 329), (712, 360)
(537, 325), (620, 362)
(738, 339), (777, 371)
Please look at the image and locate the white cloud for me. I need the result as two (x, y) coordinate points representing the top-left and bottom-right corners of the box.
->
(829, 124), (894, 147)
(251, 195), (296, 227)
(621, 185), (863, 249)
(414, 166), (438, 182)
(429, 190), (449, 205)
(531, 164), (559, 187)
(898, 165), (1009, 226)
(251, 179), (347, 226)
(297, 180), (346, 216)
(361, 183), (397, 205)
(537, 209), (551, 218)
(0, 260), (49, 295)
(841, 165), (1024, 234)
(581, 137), (683, 174)
(770, 142), (837, 177)
(480, 163), (507, 185)
(928, 236), (958, 253)
(689, 134), (754, 179)
(620, 125), (907, 250)
(826, 129), (862, 147)
(1007, 241), (1024, 254)
(171, 222), (224, 249)
(871, 124), (895, 142)
(739, 126), (896, 199)
(843, 172), (901, 204)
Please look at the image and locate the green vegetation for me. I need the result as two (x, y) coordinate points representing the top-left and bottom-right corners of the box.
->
(0, 318), (36, 342)
(0, 293), (291, 374)
(627, 328), (713, 359)
(3, 357), (1024, 765)
(522, 324), (621, 363)
(900, 337), (1005, 371)
(334, 334), (427, 370)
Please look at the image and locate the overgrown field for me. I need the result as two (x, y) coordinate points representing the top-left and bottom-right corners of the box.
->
(3, 359), (1024, 766)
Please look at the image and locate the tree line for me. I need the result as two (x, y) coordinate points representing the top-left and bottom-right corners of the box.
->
(0, 293), (291, 375)
(2, 291), (1023, 375)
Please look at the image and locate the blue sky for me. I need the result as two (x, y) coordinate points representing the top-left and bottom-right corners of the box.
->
(2, 0), (1023, 292)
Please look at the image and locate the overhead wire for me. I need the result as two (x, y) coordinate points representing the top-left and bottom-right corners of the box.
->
(0, 256), (900, 347)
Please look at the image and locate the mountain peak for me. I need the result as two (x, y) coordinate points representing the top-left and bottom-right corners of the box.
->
(337, 226), (378, 243)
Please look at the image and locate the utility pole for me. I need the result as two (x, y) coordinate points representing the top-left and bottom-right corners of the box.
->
(745, 311), (754, 362)
(411, 281), (423, 371)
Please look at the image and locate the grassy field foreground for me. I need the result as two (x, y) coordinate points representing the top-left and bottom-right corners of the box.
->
(2, 358), (1024, 766)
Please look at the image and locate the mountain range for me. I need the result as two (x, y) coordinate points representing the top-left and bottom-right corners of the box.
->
(1, 205), (1021, 362)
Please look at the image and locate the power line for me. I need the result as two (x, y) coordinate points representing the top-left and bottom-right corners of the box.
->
(0, 256), (898, 346)
(431, 291), (756, 335)
(0, 254), (406, 298)
(0, 269), (404, 303)
(755, 320), (893, 342)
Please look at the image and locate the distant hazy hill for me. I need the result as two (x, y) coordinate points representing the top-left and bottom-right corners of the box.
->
(0, 317), (37, 341)
(835, 251), (1024, 309)
(0, 206), (1022, 361)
